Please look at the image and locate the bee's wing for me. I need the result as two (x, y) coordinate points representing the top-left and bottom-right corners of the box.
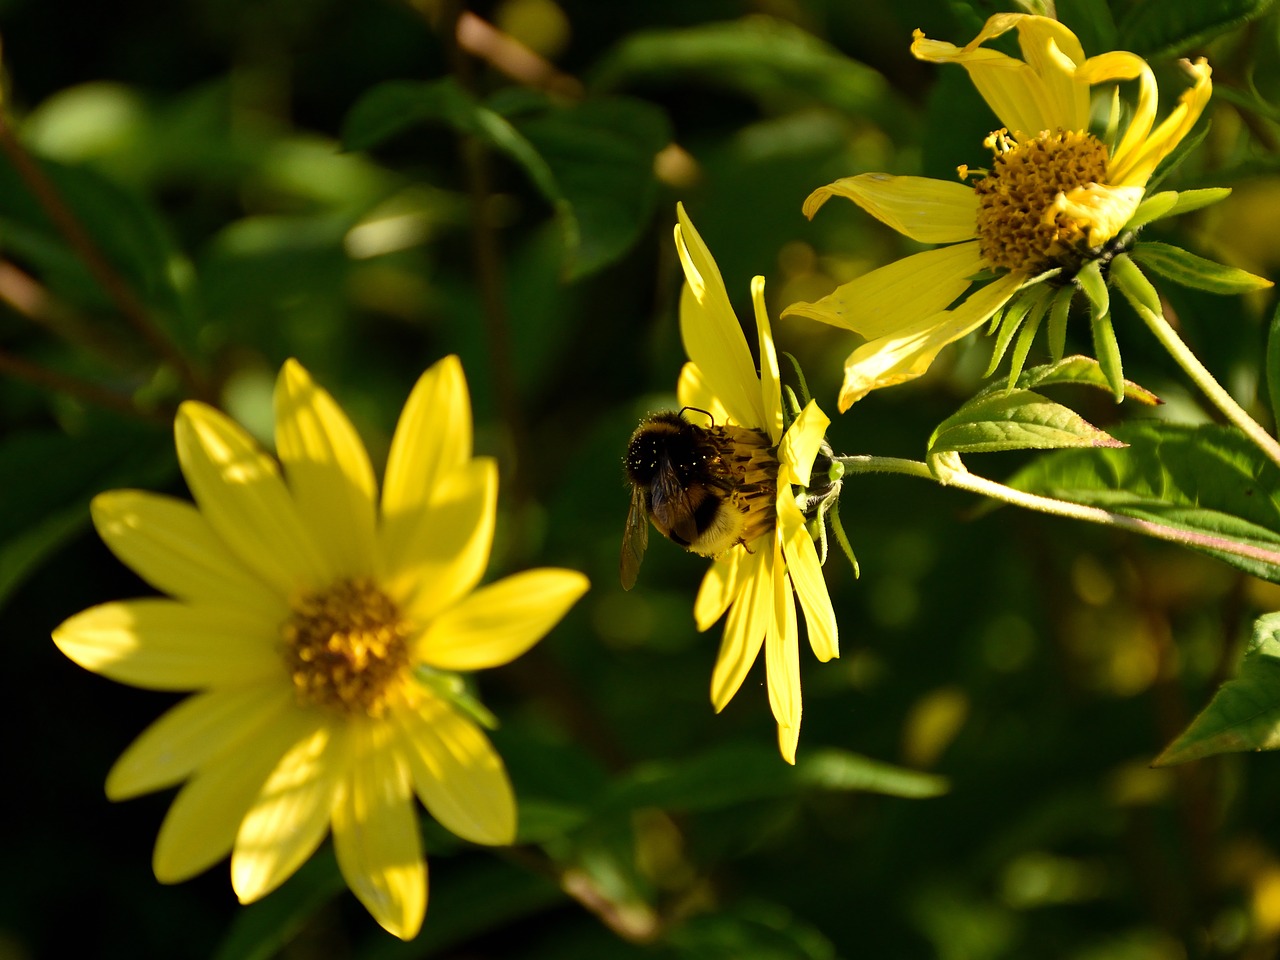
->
(650, 459), (701, 545)
(620, 486), (650, 591)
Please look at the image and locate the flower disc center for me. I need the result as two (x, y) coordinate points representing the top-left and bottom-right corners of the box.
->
(715, 424), (778, 543)
(282, 576), (411, 717)
(974, 128), (1110, 274)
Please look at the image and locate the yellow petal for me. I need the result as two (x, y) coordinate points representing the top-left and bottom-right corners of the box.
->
(274, 359), (379, 578)
(778, 718), (801, 765)
(764, 538), (801, 764)
(175, 402), (329, 595)
(777, 478), (838, 663)
(393, 458), (497, 624)
(676, 363), (732, 427)
(415, 569), (589, 671)
(802, 174), (977, 244)
(777, 400), (829, 488)
(1108, 58), (1212, 189)
(332, 722), (426, 941)
(836, 272), (1023, 410)
(381, 356), (473, 573)
(751, 275), (785, 443)
(91, 490), (284, 618)
(693, 549), (745, 632)
(107, 683), (289, 800)
(783, 241), (984, 339)
(912, 15), (1088, 135)
(53, 599), (281, 691)
(710, 544), (772, 712)
(394, 693), (516, 845)
(152, 695), (318, 884)
(232, 721), (347, 903)
(1048, 183), (1144, 247)
(1074, 51), (1154, 177)
(675, 204), (766, 428)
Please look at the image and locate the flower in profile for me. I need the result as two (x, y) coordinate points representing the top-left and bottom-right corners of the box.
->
(784, 13), (1214, 410)
(673, 203), (840, 763)
(52, 357), (589, 939)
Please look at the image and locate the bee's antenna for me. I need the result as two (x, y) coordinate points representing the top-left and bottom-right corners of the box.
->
(678, 406), (716, 426)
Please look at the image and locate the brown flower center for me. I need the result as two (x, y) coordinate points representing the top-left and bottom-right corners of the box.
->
(974, 128), (1110, 274)
(715, 423), (778, 543)
(282, 576), (411, 717)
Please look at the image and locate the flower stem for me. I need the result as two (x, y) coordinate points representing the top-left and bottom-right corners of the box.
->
(836, 455), (1280, 570)
(1112, 253), (1280, 471)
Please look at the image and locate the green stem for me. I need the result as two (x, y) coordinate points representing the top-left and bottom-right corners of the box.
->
(1112, 254), (1280, 471)
(837, 455), (1280, 569)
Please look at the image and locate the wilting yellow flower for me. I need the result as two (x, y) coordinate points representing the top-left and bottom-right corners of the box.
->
(53, 358), (588, 939)
(675, 203), (839, 763)
(784, 13), (1212, 410)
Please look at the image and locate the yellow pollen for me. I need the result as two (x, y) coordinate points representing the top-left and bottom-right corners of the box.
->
(973, 128), (1110, 274)
(281, 576), (411, 717)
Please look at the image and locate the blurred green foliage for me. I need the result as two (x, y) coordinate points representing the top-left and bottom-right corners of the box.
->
(6, 0), (1280, 957)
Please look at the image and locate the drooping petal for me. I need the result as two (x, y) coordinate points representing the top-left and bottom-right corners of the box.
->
(274, 360), (378, 578)
(175, 402), (329, 595)
(693, 549), (746, 632)
(107, 683), (290, 800)
(90, 490), (284, 618)
(1047, 183), (1145, 247)
(389, 458), (497, 624)
(152, 698), (320, 884)
(1107, 59), (1212, 189)
(675, 205), (767, 428)
(802, 174), (977, 244)
(777, 400), (829, 488)
(912, 15), (1088, 135)
(764, 538), (801, 764)
(415, 569), (589, 671)
(777, 471), (838, 663)
(783, 241), (984, 339)
(53, 599), (281, 691)
(676, 363), (733, 427)
(751, 276), (785, 443)
(232, 721), (348, 903)
(1074, 51), (1152, 174)
(332, 722), (426, 941)
(381, 356), (473, 569)
(394, 693), (516, 845)
(710, 544), (772, 712)
(835, 272), (1024, 410)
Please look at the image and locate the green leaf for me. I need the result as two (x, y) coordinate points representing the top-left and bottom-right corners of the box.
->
(341, 78), (579, 264)
(594, 743), (947, 816)
(1118, 0), (1275, 58)
(1007, 422), (1280, 582)
(929, 389), (1123, 456)
(0, 419), (173, 611)
(1130, 240), (1274, 295)
(1128, 187), (1231, 232)
(513, 97), (670, 279)
(1155, 613), (1280, 765)
(591, 16), (909, 133)
(1012, 355), (1160, 405)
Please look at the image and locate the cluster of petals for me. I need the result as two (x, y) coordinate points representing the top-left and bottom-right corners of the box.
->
(675, 203), (838, 763)
(53, 357), (588, 939)
(784, 13), (1213, 410)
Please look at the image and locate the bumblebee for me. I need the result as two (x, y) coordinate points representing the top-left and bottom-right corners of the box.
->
(620, 409), (751, 590)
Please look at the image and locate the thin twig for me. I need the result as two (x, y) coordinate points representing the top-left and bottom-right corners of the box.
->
(0, 349), (171, 423)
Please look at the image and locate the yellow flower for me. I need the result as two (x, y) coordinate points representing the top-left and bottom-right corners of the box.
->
(52, 358), (588, 940)
(675, 203), (839, 764)
(784, 13), (1213, 410)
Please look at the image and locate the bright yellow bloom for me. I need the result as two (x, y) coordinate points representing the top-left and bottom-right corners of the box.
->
(52, 358), (588, 940)
(784, 13), (1213, 410)
(675, 203), (839, 764)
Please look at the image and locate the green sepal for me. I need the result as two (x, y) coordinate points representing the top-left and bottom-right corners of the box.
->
(984, 290), (1038, 379)
(1005, 286), (1053, 390)
(1075, 259), (1109, 316)
(1130, 240), (1274, 295)
(1127, 187), (1231, 231)
(1109, 251), (1163, 315)
(825, 496), (860, 580)
(1155, 612), (1280, 765)
(414, 666), (500, 730)
(1046, 285), (1075, 362)
(1089, 309), (1124, 402)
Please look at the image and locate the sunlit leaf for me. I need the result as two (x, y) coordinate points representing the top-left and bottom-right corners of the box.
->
(1130, 241), (1273, 295)
(1156, 613), (1280, 765)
